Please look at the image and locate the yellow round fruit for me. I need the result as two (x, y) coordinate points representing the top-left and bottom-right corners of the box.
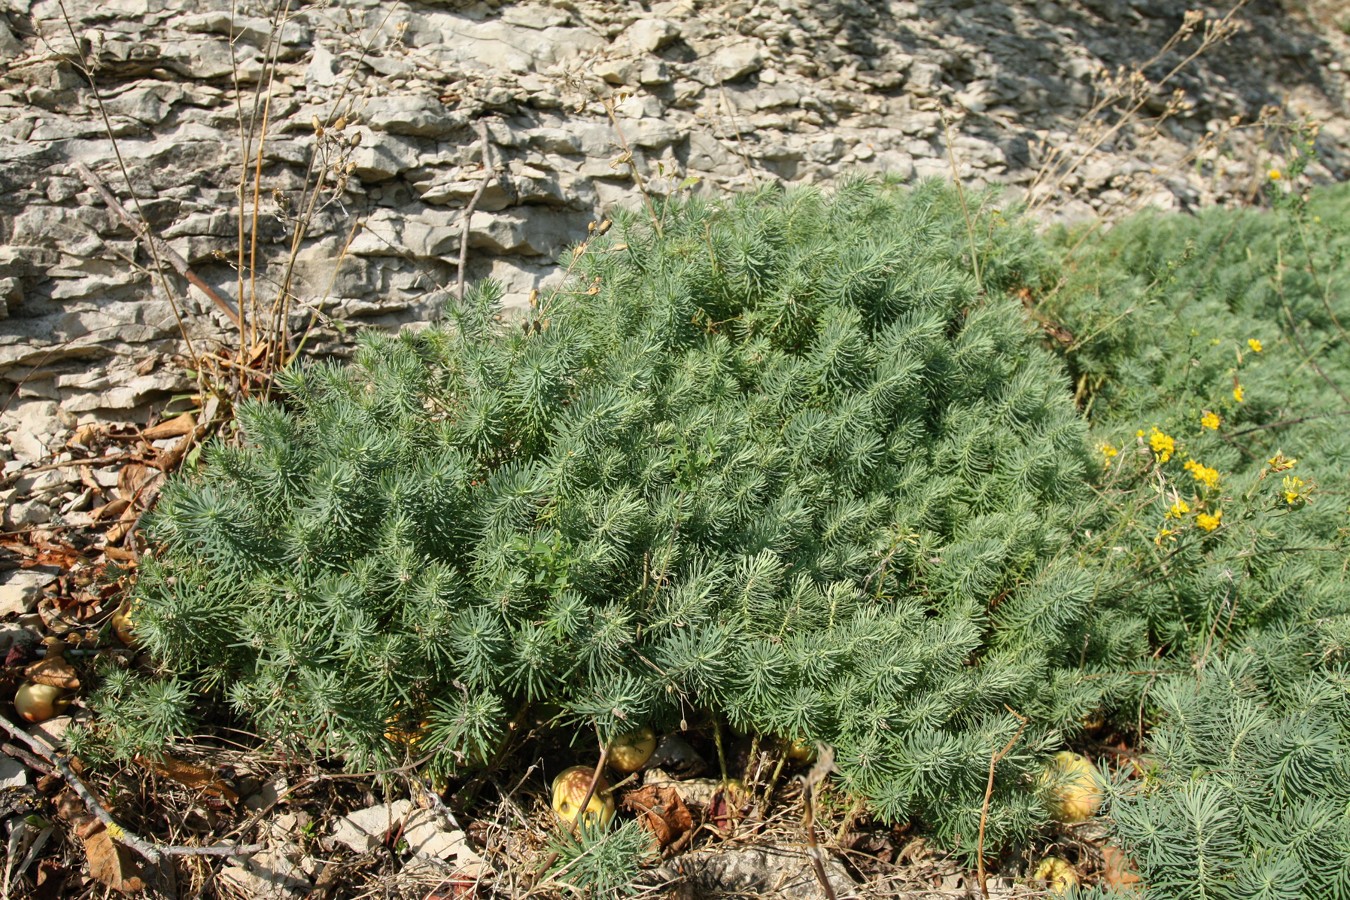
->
(111, 600), (138, 646)
(14, 682), (70, 723)
(1042, 751), (1102, 823)
(607, 726), (657, 775)
(551, 766), (616, 829)
(783, 736), (816, 765)
(1033, 856), (1079, 894)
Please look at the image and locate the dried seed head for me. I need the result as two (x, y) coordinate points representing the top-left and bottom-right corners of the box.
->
(334, 115), (348, 132)
(348, 131), (362, 148)
(312, 115), (323, 137)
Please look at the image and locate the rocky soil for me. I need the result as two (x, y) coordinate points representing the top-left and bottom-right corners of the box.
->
(1, 0), (1348, 462)
(0, 2), (1347, 893)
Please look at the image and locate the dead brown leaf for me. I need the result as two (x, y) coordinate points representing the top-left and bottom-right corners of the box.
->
(620, 784), (693, 849)
(135, 754), (239, 804)
(116, 463), (154, 501)
(102, 546), (139, 565)
(69, 423), (106, 449)
(78, 819), (146, 893)
(1102, 844), (1141, 891)
(24, 641), (81, 690)
(141, 413), (196, 441)
(93, 499), (131, 522)
(55, 791), (146, 894)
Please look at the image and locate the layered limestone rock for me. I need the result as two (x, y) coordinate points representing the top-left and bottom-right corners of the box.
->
(1, 0), (1348, 449)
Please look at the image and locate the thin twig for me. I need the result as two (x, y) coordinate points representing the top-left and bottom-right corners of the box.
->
(458, 119), (494, 302)
(0, 715), (263, 863)
(603, 98), (661, 233)
(976, 708), (1028, 900)
(942, 110), (983, 295)
(1, 741), (55, 778)
(73, 164), (240, 328)
(54, 1), (201, 367)
(799, 746), (839, 900)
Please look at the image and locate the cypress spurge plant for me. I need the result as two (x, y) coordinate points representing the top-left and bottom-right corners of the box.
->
(1042, 182), (1350, 897)
(98, 176), (1113, 857)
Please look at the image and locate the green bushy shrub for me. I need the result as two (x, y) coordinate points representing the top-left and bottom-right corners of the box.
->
(1106, 657), (1350, 900)
(1041, 183), (1350, 689)
(1041, 183), (1350, 896)
(102, 177), (1113, 856)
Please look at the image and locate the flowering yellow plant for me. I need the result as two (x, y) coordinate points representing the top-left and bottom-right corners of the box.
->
(1247, 338), (1263, 353)
(1196, 509), (1222, 532)
(1099, 442), (1119, 467)
(1200, 411), (1220, 430)
(1166, 499), (1191, 519)
(1233, 384), (1245, 403)
(1282, 476), (1310, 507)
(1268, 453), (1297, 472)
(1143, 427), (1176, 463)
(1183, 459), (1220, 490)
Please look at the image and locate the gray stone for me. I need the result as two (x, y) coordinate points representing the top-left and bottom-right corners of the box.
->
(329, 799), (412, 854)
(218, 851), (308, 899)
(626, 18), (679, 53)
(348, 133), (422, 182)
(906, 61), (944, 95)
(402, 809), (484, 865)
(594, 57), (637, 86)
(0, 20), (24, 59)
(0, 756), (27, 790)
(5, 501), (53, 529)
(687, 132), (741, 175)
(500, 5), (572, 29)
(712, 42), (763, 83)
(0, 569), (57, 617)
(306, 43), (339, 86)
(363, 96), (460, 138)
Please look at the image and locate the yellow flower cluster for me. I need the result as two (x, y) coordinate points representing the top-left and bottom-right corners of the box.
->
(1247, 338), (1263, 353)
(1195, 510), (1223, 532)
(1138, 427), (1176, 463)
(1233, 384), (1245, 404)
(1200, 411), (1220, 431)
(1099, 442), (1119, 467)
(1283, 476), (1310, 507)
(1166, 499), (1191, 519)
(1183, 459), (1220, 490)
(1268, 452), (1297, 473)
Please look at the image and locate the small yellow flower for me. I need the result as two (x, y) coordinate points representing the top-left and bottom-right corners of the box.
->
(1099, 442), (1119, 467)
(1268, 168), (1282, 181)
(1183, 459), (1220, 490)
(1155, 527), (1177, 547)
(1148, 427), (1176, 464)
(1166, 498), (1191, 520)
(1195, 509), (1223, 532)
(1282, 476), (1310, 507)
(1268, 452), (1297, 472)
(1233, 384), (1245, 404)
(1136, 429), (1145, 438)
(1247, 338), (1263, 353)
(1200, 411), (1220, 431)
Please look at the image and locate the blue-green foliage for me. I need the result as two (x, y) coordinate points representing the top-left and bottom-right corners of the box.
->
(126, 177), (1102, 855)
(1042, 183), (1350, 896)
